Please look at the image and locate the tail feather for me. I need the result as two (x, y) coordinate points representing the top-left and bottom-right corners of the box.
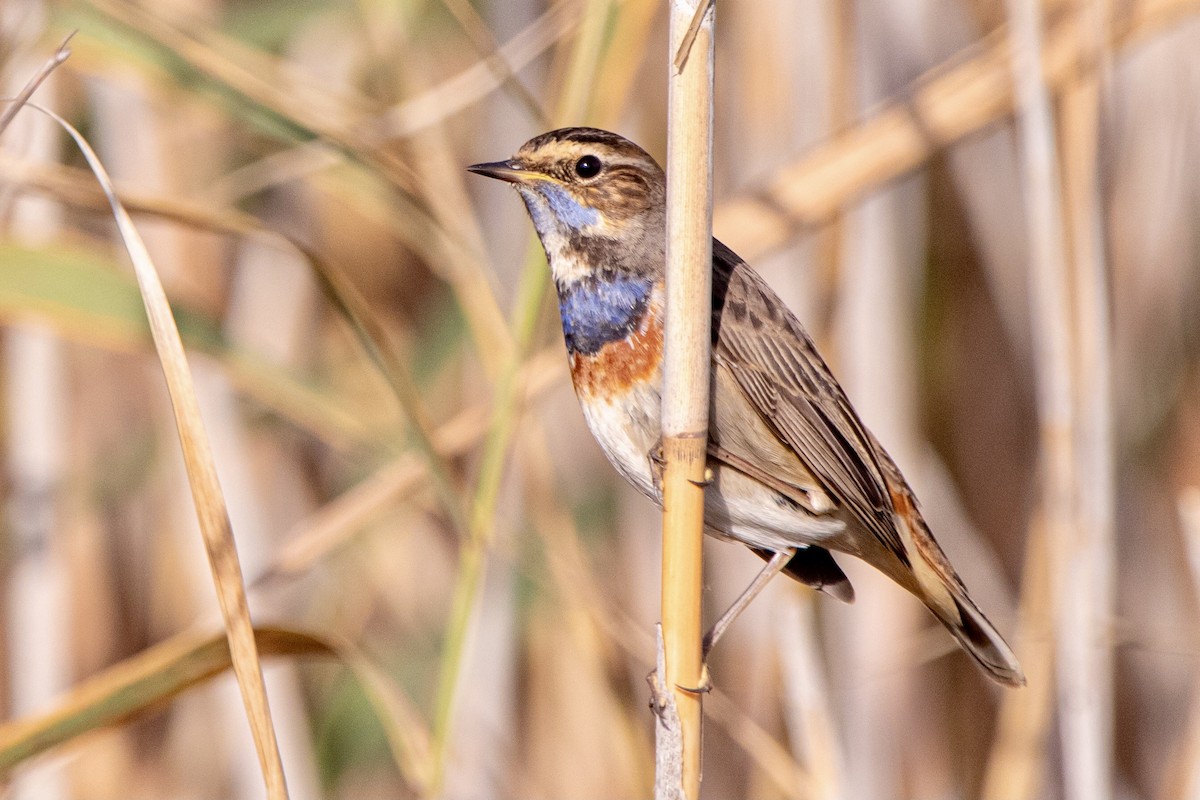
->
(901, 546), (1025, 686)
(938, 585), (1025, 687)
(886, 481), (1025, 687)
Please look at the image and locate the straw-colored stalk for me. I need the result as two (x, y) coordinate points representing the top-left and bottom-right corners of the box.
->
(980, 516), (1056, 800)
(1171, 489), (1200, 800)
(1059, 0), (1116, 797)
(658, 1), (714, 798)
(1005, 0), (1112, 797)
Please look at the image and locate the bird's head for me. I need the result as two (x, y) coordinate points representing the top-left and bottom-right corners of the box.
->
(468, 127), (666, 282)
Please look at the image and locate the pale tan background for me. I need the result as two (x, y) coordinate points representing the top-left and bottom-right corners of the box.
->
(0, 0), (1198, 798)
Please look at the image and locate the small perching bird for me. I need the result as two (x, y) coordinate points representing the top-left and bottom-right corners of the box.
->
(469, 127), (1024, 687)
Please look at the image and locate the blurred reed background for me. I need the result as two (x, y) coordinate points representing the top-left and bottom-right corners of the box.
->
(0, 0), (1198, 798)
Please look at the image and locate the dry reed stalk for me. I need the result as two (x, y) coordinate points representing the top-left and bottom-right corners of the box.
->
(519, 419), (822, 798)
(519, 432), (645, 797)
(778, 597), (844, 800)
(980, 517), (1056, 800)
(1169, 489), (1200, 800)
(714, 0), (1200, 262)
(433, 0), (549, 126)
(498, 428), (815, 799)
(1059, 0), (1116, 797)
(1004, 0), (1109, 798)
(658, 2), (714, 798)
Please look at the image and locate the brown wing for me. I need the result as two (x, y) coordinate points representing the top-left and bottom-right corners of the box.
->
(709, 239), (908, 564)
(706, 240), (1025, 686)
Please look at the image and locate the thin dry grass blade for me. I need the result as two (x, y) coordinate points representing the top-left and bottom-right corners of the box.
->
(257, 348), (561, 584)
(432, 0), (549, 126)
(0, 34), (72, 136)
(14, 103), (290, 799)
(1168, 488), (1200, 800)
(5, 134), (471, 532)
(0, 626), (433, 792)
(0, 627), (330, 775)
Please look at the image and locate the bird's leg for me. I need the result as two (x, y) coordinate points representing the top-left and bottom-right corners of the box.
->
(703, 548), (794, 657)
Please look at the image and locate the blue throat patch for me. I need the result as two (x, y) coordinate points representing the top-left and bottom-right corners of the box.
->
(521, 184), (600, 236)
(559, 274), (652, 355)
(541, 184), (600, 229)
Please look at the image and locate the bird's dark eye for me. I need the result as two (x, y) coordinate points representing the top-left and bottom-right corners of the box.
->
(574, 155), (602, 179)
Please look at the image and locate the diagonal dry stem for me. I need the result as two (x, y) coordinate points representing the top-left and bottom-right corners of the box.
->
(0, 626), (434, 792)
(0, 627), (329, 776)
(713, 0), (1200, 261)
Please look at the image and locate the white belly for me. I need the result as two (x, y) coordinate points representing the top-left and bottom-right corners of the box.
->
(578, 381), (846, 550)
(578, 382), (662, 502)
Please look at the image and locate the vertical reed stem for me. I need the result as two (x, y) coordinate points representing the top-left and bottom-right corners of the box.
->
(658, 1), (714, 798)
(1006, 0), (1112, 797)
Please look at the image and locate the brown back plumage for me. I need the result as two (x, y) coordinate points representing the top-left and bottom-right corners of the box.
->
(709, 240), (1025, 686)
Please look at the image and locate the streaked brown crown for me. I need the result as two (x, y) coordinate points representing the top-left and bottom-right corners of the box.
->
(513, 127), (666, 223)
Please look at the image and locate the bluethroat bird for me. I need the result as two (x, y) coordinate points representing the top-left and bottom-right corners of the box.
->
(469, 127), (1024, 687)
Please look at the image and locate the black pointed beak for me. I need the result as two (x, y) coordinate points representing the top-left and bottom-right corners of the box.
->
(466, 159), (528, 183)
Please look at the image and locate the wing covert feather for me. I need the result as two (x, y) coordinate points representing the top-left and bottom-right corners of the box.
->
(710, 239), (906, 560)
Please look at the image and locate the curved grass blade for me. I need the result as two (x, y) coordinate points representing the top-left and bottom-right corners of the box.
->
(0, 626), (434, 793)
(9, 102), (290, 799)
(0, 628), (329, 775)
